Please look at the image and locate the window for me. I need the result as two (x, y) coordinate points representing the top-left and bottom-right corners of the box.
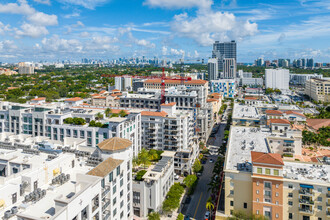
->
(264, 182), (271, 189)
(120, 179), (123, 187)
(109, 172), (113, 182)
(230, 190), (234, 195)
(288, 193), (293, 197)
(133, 191), (140, 204)
(288, 184), (293, 189)
(256, 210), (259, 215)
(317, 205), (322, 211)
(274, 169), (279, 176)
(257, 168), (262, 174)
(275, 201), (279, 205)
(288, 201), (293, 206)
(120, 190), (123, 198)
(117, 166), (120, 175)
(289, 213), (292, 219)
(276, 192), (279, 197)
(256, 181), (259, 186)
(265, 199), (271, 203)
(275, 213), (279, 218)
(113, 197), (117, 205)
(230, 201), (234, 206)
(12, 193), (17, 204)
(317, 188), (322, 193)
(265, 168), (271, 175)
(317, 197), (322, 202)
(276, 184), (279, 188)
(256, 190), (259, 194)
(244, 203), (247, 209)
(120, 211), (123, 219)
(120, 200), (124, 208)
(256, 198), (259, 202)
(113, 208), (117, 217)
(113, 185), (117, 194)
(127, 161), (130, 170)
(265, 191), (271, 197)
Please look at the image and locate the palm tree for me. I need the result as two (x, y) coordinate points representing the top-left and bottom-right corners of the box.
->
(132, 157), (139, 169)
(138, 148), (151, 169)
(95, 112), (103, 120)
(148, 149), (159, 161)
(105, 108), (112, 117)
(206, 198), (214, 212)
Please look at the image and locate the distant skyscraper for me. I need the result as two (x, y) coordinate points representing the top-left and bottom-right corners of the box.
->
(208, 58), (218, 81)
(212, 40), (236, 73)
(255, 58), (264, 67)
(307, 58), (314, 68)
(223, 58), (236, 79)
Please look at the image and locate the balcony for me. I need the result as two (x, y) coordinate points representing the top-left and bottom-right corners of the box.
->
(327, 193), (330, 198)
(103, 210), (110, 220)
(299, 199), (314, 205)
(327, 211), (330, 216)
(102, 186), (110, 198)
(299, 189), (313, 196)
(102, 199), (110, 211)
(299, 208), (314, 215)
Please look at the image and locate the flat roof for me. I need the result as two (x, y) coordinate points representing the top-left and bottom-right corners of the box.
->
(225, 126), (270, 171)
(283, 162), (329, 185)
(232, 104), (261, 119)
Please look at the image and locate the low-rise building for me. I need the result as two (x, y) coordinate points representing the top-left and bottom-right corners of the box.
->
(209, 79), (236, 98)
(132, 151), (175, 218)
(232, 103), (265, 126)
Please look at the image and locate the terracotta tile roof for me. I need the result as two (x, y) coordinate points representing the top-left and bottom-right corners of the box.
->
(100, 90), (107, 94)
(207, 98), (219, 102)
(110, 109), (129, 114)
(87, 157), (123, 177)
(161, 102), (176, 106)
(245, 97), (258, 100)
(65, 97), (83, 102)
(144, 79), (207, 85)
(141, 111), (168, 117)
(94, 96), (106, 99)
(112, 89), (120, 92)
(114, 97), (120, 100)
(98, 137), (132, 152)
(269, 119), (290, 124)
(306, 119), (330, 130)
(251, 151), (284, 165)
(31, 97), (46, 101)
(91, 93), (100, 97)
(265, 110), (283, 115)
(110, 93), (122, 97)
(284, 111), (306, 118)
(210, 92), (221, 96)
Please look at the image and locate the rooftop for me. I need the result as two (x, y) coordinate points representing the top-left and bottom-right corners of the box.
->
(269, 118), (290, 124)
(145, 79), (207, 85)
(225, 126), (270, 171)
(98, 137), (132, 152)
(265, 110), (283, 115)
(232, 103), (261, 119)
(251, 151), (284, 166)
(31, 97), (46, 101)
(160, 102), (176, 106)
(306, 119), (330, 130)
(141, 111), (168, 117)
(87, 157), (123, 177)
(64, 97), (83, 102)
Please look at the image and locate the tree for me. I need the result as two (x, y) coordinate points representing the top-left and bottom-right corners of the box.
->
(148, 212), (160, 220)
(138, 148), (151, 169)
(162, 183), (185, 212)
(206, 198), (214, 212)
(105, 108), (112, 117)
(183, 175), (197, 189)
(148, 149), (160, 161)
(176, 213), (184, 220)
(192, 159), (202, 174)
(119, 110), (127, 117)
(63, 117), (74, 124)
(96, 112), (103, 120)
(132, 156), (139, 168)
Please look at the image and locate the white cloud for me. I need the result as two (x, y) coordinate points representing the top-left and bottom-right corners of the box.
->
(0, 22), (11, 35)
(136, 39), (156, 48)
(16, 23), (49, 38)
(57, 0), (110, 10)
(0, 0), (35, 14)
(170, 48), (185, 56)
(194, 50), (199, 58)
(40, 35), (82, 53)
(143, 0), (213, 9)
(0, 40), (17, 52)
(79, 32), (90, 38)
(162, 46), (168, 55)
(27, 12), (58, 26)
(171, 11), (258, 46)
(34, 0), (51, 5)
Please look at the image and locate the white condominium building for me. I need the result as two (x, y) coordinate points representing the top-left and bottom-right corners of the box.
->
(132, 151), (175, 218)
(0, 102), (141, 157)
(0, 136), (134, 220)
(265, 69), (290, 91)
(305, 78), (330, 102)
(208, 58), (219, 81)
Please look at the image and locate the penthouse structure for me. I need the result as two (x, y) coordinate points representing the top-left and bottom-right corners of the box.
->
(0, 102), (141, 157)
(232, 103), (266, 126)
(223, 126), (328, 220)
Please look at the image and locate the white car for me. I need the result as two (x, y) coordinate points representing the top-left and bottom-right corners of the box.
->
(174, 174), (180, 180)
(204, 211), (210, 219)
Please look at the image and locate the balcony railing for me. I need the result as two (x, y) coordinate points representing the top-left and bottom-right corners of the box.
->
(299, 199), (314, 205)
(299, 190), (313, 196)
(102, 199), (110, 211)
(103, 210), (111, 220)
(299, 208), (314, 214)
(102, 186), (110, 198)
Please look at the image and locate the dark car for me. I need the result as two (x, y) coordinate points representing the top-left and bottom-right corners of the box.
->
(184, 215), (190, 220)
(185, 196), (191, 204)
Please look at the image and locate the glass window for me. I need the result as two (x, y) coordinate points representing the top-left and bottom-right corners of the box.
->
(265, 169), (271, 175)
(109, 172), (113, 182)
(113, 185), (116, 194)
(257, 168), (262, 174)
(274, 169), (279, 176)
(117, 166), (120, 175)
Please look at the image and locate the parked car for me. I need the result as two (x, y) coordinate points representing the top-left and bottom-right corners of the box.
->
(204, 211), (210, 219)
(185, 196), (191, 204)
(184, 215), (190, 220)
(174, 174), (180, 180)
(209, 159), (214, 163)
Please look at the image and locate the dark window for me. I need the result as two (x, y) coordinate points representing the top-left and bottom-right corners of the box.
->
(244, 203), (247, 209)
(12, 193), (17, 204)
(289, 213), (292, 219)
(230, 201), (234, 206)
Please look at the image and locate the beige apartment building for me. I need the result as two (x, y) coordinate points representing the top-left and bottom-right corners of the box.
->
(223, 126), (329, 220)
(305, 78), (330, 102)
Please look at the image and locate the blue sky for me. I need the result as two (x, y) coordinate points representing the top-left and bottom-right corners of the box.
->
(0, 0), (329, 63)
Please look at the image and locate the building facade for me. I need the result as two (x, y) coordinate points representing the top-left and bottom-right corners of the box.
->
(305, 78), (330, 102)
(265, 69), (290, 91)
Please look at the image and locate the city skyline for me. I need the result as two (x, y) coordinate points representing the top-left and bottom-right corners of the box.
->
(0, 0), (330, 63)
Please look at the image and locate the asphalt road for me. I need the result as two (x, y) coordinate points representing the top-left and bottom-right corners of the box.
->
(182, 121), (226, 220)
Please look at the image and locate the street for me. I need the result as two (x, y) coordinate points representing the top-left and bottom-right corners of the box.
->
(182, 120), (226, 220)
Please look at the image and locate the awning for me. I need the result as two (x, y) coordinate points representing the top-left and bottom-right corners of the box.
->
(300, 184), (313, 189)
(0, 164), (6, 171)
(284, 140), (294, 143)
(328, 187), (330, 191)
